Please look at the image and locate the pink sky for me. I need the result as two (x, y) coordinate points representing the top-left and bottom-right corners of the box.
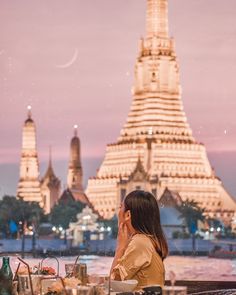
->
(0, 0), (236, 195)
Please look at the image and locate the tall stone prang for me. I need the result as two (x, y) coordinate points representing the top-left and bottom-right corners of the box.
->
(67, 125), (89, 204)
(67, 125), (83, 191)
(86, 0), (236, 223)
(17, 106), (42, 204)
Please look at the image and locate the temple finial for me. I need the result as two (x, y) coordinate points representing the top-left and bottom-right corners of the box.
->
(74, 124), (78, 137)
(146, 0), (169, 39)
(27, 105), (32, 119)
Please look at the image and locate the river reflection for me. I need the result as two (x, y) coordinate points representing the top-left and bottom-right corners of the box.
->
(10, 255), (236, 281)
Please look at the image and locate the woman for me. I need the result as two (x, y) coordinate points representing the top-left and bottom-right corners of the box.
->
(110, 190), (168, 290)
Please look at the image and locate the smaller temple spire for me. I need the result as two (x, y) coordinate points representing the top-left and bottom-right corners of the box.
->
(67, 126), (83, 192)
(42, 146), (56, 180)
(146, 0), (169, 39)
(41, 146), (61, 214)
(66, 126), (88, 204)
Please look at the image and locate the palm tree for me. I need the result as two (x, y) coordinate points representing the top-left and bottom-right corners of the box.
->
(178, 199), (205, 254)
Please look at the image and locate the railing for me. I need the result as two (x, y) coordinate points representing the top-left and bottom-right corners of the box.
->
(165, 280), (236, 294)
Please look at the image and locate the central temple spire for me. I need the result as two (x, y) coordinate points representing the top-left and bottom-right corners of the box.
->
(146, 0), (169, 39)
(86, 0), (236, 222)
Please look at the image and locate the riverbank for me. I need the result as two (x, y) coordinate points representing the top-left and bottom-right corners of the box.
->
(1, 237), (235, 257)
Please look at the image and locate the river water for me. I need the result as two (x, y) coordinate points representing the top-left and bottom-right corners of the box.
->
(9, 255), (236, 281)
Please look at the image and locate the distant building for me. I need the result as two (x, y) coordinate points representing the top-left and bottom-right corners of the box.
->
(16, 121), (104, 241)
(68, 206), (100, 246)
(40, 149), (61, 214)
(67, 125), (89, 205)
(17, 110), (91, 213)
(159, 188), (186, 238)
(86, 0), (236, 225)
(59, 188), (76, 204)
(68, 206), (109, 246)
(17, 107), (60, 213)
(159, 188), (183, 208)
(17, 106), (42, 204)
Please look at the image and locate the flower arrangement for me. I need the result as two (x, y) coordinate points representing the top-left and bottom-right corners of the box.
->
(17, 265), (56, 276)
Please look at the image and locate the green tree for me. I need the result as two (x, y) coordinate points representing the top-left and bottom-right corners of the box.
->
(49, 198), (85, 229)
(0, 195), (45, 238)
(178, 199), (205, 254)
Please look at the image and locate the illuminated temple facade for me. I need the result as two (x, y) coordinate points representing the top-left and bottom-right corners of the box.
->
(86, 0), (236, 223)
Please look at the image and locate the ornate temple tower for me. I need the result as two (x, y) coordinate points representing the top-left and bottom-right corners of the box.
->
(40, 148), (61, 214)
(67, 125), (83, 192)
(86, 0), (236, 222)
(17, 106), (42, 204)
(67, 125), (89, 204)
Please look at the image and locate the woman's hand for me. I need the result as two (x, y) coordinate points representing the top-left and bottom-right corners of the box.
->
(110, 222), (131, 276)
(117, 222), (130, 251)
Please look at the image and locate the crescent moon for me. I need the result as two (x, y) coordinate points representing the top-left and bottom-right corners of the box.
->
(56, 48), (78, 69)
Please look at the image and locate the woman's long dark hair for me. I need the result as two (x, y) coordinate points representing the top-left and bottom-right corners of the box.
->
(124, 190), (168, 260)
